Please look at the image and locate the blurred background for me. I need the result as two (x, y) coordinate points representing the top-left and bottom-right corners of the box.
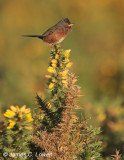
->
(0, 0), (124, 158)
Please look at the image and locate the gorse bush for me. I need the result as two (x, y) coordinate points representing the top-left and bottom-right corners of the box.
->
(32, 45), (102, 160)
(1, 44), (121, 159)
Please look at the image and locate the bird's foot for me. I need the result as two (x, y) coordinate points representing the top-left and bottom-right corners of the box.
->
(54, 44), (61, 49)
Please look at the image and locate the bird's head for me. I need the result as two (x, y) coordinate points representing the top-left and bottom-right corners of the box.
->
(59, 18), (74, 30)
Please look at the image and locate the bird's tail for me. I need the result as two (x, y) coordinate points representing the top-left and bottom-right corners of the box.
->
(22, 35), (43, 39)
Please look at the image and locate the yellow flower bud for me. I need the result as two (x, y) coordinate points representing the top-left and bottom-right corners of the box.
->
(65, 58), (70, 63)
(25, 108), (31, 113)
(65, 49), (71, 58)
(49, 83), (54, 89)
(63, 83), (67, 88)
(52, 78), (56, 82)
(18, 112), (22, 119)
(66, 62), (72, 68)
(98, 113), (106, 122)
(26, 113), (33, 122)
(45, 75), (51, 78)
(59, 72), (63, 77)
(51, 63), (56, 68)
(40, 114), (44, 119)
(25, 126), (33, 130)
(7, 120), (16, 129)
(62, 80), (67, 84)
(51, 59), (57, 64)
(57, 49), (60, 53)
(55, 54), (59, 59)
(16, 106), (20, 112)
(59, 69), (69, 77)
(63, 69), (69, 75)
(48, 102), (52, 109)
(62, 80), (67, 88)
(60, 63), (62, 67)
(62, 75), (68, 79)
(47, 66), (55, 73)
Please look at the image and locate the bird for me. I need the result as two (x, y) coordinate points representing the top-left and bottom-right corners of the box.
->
(23, 18), (73, 47)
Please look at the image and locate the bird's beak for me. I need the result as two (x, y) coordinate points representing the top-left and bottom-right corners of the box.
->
(69, 23), (74, 27)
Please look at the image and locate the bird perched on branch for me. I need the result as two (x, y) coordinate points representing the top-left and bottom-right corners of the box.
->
(23, 18), (73, 47)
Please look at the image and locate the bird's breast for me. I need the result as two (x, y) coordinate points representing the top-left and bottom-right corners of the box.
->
(57, 37), (65, 43)
(42, 27), (70, 45)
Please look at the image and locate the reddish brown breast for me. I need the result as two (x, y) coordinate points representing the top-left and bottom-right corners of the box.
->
(42, 27), (69, 45)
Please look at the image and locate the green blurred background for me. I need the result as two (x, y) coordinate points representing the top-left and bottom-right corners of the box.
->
(0, 0), (124, 158)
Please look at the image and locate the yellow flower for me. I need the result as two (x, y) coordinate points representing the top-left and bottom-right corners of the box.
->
(59, 69), (69, 77)
(62, 80), (67, 84)
(40, 114), (44, 120)
(20, 105), (30, 113)
(115, 106), (123, 115)
(7, 120), (16, 129)
(20, 105), (26, 112)
(63, 83), (67, 88)
(65, 49), (71, 58)
(4, 110), (15, 118)
(59, 72), (63, 77)
(65, 58), (70, 63)
(107, 121), (123, 131)
(4, 105), (31, 120)
(98, 113), (106, 122)
(57, 49), (60, 53)
(49, 83), (54, 89)
(66, 62), (72, 68)
(51, 59), (57, 64)
(55, 54), (59, 59)
(25, 108), (31, 113)
(16, 106), (20, 112)
(59, 63), (62, 67)
(52, 78), (56, 82)
(18, 112), (22, 119)
(10, 106), (17, 112)
(62, 75), (68, 79)
(48, 102), (52, 109)
(25, 126), (33, 130)
(51, 63), (56, 68)
(47, 66), (55, 73)
(63, 69), (69, 75)
(10, 105), (20, 113)
(26, 113), (33, 122)
(45, 75), (51, 78)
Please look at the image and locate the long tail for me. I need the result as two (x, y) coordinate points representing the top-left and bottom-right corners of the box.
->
(22, 35), (43, 39)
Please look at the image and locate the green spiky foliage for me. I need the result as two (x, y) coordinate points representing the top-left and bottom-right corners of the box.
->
(77, 118), (102, 160)
(0, 122), (5, 160)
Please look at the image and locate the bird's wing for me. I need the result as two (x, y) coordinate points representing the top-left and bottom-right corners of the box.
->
(41, 25), (62, 37)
